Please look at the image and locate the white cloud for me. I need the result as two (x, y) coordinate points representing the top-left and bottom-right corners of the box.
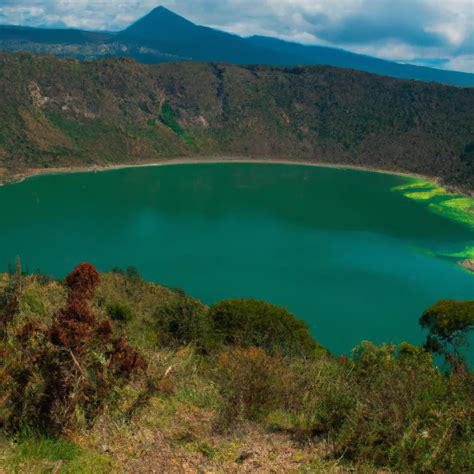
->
(0, 0), (472, 72)
(444, 54), (474, 72)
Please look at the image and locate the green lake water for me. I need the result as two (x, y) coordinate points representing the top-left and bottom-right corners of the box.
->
(1, 163), (473, 357)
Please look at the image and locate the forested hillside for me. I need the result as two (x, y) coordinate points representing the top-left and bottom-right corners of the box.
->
(1, 52), (473, 190)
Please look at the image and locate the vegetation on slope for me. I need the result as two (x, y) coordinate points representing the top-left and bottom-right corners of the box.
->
(0, 53), (473, 191)
(0, 262), (473, 473)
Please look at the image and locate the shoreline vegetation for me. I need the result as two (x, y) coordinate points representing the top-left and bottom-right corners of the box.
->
(391, 179), (474, 229)
(391, 179), (474, 272)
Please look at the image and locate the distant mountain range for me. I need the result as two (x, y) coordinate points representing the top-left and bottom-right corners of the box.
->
(0, 6), (472, 87)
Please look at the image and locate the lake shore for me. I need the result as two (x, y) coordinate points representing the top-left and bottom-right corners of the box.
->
(459, 259), (474, 273)
(0, 156), (440, 188)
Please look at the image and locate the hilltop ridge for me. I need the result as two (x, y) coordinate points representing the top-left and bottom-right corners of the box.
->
(0, 6), (472, 86)
(0, 52), (473, 190)
(116, 6), (284, 64)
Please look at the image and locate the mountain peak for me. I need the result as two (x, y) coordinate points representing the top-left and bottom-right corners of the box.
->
(147, 6), (184, 19)
(123, 5), (194, 34)
(111, 7), (473, 86)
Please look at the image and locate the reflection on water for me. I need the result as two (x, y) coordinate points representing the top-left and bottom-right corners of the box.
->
(0, 163), (472, 358)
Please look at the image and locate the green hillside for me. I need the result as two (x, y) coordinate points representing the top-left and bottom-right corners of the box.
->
(0, 53), (473, 191)
(0, 263), (473, 472)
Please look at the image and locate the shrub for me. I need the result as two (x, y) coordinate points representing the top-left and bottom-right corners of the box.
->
(335, 342), (471, 471)
(107, 302), (134, 323)
(213, 340), (473, 472)
(153, 296), (215, 352)
(0, 259), (22, 338)
(215, 347), (350, 435)
(1, 267), (473, 472)
(159, 101), (184, 136)
(420, 299), (474, 372)
(273, 356), (354, 437)
(33, 272), (54, 285)
(125, 266), (140, 280)
(0, 321), (50, 432)
(209, 298), (321, 357)
(0, 263), (146, 433)
(216, 347), (277, 428)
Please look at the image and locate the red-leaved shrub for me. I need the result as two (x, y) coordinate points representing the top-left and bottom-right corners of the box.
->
(1, 263), (146, 433)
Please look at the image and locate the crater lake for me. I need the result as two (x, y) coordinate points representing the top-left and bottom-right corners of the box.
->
(1, 162), (472, 356)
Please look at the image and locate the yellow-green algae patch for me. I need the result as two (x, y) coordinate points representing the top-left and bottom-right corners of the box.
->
(392, 180), (449, 200)
(428, 198), (474, 229)
(391, 180), (434, 192)
(392, 179), (474, 230)
(441, 246), (474, 260)
(405, 188), (447, 200)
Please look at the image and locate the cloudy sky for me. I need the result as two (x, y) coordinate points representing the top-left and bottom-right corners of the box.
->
(0, 0), (472, 72)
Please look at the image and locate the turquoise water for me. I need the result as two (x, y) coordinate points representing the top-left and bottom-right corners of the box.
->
(0, 163), (472, 356)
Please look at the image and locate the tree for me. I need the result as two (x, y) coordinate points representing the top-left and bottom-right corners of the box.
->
(209, 298), (324, 357)
(153, 295), (214, 352)
(0, 257), (22, 339)
(419, 300), (474, 372)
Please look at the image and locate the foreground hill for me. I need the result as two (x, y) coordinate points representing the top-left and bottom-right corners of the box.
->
(0, 52), (473, 190)
(0, 6), (473, 87)
(0, 263), (473, 472)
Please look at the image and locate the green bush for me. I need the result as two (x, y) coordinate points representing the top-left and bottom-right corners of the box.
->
(107, 302), (133, 323)
(215, 348), (352, 435)
(159, 101), (184, 136)
(125, 266), (141, 280)
(153, 296), (215, 352)
(209, 298), (322, 357)
(213, 340), (473, 472)
(336, 342), (473, 471)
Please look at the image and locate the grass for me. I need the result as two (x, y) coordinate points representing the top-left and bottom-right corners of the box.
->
(0, 270), (473, 473)
(0, 436), (112, 473)
(159, 101), (185, 137)
(47, 113), (116, 149)
(159, 101), (196, 149)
